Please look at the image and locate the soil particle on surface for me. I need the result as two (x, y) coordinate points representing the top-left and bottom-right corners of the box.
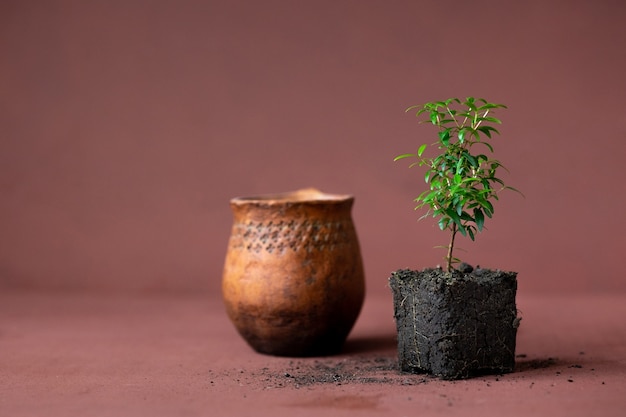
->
(208, 352), (603, 392)
(276, 356), (433, 387)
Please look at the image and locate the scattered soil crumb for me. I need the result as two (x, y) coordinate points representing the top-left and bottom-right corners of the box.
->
(515, 357), (559, 372)
(216, 354), (599, 389)
(277, 355), (434, 387)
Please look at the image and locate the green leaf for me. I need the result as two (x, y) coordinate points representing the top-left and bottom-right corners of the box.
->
(458, 128), (466, 143)
(477, 126), (500, 138)
(417, 144), (427, 156)
(465, 153), (478, 168)
(415, 190), (431, 202)
(477, 141), (494, 152)
(446, 208), (463, 227)
(440, 131), (450, 146)
(460, 211), (473, 221)
(465, 97), (476, 111)
(483, 200), (494, 217)
(482, 116), (502, 124)
(474, 208), (484, 231)
(393, 153), (415, 161)
(429, 173), (441, 185)
(455, 157), (465, 175)
(505, 185), (525, 197)
(476, 100), (507, 110)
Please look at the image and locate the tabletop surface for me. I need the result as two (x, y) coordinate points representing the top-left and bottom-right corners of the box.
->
(2, 289), (625, 417)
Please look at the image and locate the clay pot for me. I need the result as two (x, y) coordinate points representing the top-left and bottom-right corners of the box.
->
(222, 188), (365, 356)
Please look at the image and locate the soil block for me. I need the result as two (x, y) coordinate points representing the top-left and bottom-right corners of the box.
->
(389, 268), (519, 380)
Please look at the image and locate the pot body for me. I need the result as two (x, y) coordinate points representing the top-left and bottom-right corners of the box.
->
(222, 188), (365, 356)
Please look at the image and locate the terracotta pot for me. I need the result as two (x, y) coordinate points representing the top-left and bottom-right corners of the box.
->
(222, 188), (365, 356)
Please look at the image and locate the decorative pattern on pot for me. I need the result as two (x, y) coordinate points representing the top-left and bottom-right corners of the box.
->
(222, 188), (365, 357)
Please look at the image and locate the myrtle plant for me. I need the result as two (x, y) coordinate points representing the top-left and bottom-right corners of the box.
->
(394, 97), (519, 272)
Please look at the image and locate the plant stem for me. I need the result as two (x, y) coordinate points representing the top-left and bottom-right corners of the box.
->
(473, 109), (489, 129)
(446, 222), (457, 272)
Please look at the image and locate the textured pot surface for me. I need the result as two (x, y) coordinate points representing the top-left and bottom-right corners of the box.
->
(222, 188), (365, 356)
(389, 268), (519, 379)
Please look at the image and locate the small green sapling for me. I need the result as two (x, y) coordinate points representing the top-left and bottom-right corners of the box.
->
(395, 97), (520, 272)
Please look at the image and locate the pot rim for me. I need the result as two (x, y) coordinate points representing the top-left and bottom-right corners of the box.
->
(230, 187), (353, 205)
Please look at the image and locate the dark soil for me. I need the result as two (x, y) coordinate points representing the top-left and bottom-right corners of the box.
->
(208, 352), (587, 390)
(389, 267), (519, 380)
(278, 356), (431, 387)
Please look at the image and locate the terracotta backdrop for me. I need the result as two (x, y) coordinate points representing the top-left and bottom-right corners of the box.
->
(1, 0), (624, 294)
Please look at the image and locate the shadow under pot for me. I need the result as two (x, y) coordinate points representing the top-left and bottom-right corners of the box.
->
(222, 188), (365, 357)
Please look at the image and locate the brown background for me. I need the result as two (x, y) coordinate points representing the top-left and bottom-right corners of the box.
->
(1, 0), (625, 295)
